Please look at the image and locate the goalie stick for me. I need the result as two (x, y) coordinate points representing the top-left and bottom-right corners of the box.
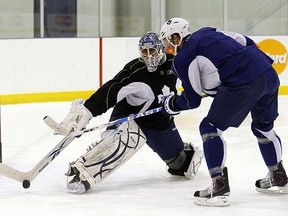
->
(44, 107), (162, 138)
(0, 107), (162, 188)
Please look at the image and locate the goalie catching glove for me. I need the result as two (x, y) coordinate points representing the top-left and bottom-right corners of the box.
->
(55, 99), (93, 136)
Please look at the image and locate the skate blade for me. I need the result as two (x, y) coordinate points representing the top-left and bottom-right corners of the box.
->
(256, 183), (288, 194)
(185, 148), (204, 178)
(193, 194), (230, 207)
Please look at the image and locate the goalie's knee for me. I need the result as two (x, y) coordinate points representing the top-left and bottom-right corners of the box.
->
(166, 143), (203, 178)
(165, 151), (187, 175)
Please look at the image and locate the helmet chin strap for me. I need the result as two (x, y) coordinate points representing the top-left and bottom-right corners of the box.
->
(173, 45), (178, 55)
(171, 41), (181, 55)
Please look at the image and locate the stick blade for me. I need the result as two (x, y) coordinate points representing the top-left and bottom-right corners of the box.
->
(0, 163), (29, 182)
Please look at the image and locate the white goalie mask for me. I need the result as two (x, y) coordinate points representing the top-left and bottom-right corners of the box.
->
(159, 17), (191, 54)
(138, 31), (166, 72)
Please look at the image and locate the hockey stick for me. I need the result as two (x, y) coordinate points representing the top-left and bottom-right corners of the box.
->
(44, 107), (162, 138)
(0, 107), (162, 188)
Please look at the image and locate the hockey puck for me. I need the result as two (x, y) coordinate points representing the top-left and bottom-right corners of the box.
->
(22, 180), (30, 189)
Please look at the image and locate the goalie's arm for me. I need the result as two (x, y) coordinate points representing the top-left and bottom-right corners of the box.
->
(49, 59), (145, 136)
(84, 64), (139, 117)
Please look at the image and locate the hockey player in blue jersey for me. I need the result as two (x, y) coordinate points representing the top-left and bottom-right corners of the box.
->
(159, 17), (288, 207)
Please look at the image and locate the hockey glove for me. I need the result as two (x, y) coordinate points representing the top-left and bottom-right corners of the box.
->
(161, 93), (180, 115)
(56, 99), (93, 136)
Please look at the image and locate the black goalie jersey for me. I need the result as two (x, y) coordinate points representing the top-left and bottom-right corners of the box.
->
(84, 54), (178, 130)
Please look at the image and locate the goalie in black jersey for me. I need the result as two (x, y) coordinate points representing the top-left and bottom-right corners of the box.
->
(54, 31), (203, 193)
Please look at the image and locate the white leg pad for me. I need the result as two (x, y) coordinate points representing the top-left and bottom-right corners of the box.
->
(71, 120), (146, 188)
(185, 146), (204, 178)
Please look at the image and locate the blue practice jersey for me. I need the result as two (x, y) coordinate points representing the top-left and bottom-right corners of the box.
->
(173, 27), (274, 110)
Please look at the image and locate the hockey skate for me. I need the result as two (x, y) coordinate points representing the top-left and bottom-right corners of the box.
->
(193, 167), (230, 207)
(168, 142), (204, 178)
(255, 161), (288, 194)
(66, 164), (91, 194)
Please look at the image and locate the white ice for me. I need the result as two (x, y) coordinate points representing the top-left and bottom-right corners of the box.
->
(1, 96), (288, 216)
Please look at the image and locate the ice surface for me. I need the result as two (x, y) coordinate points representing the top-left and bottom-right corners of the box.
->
(1, 96), (288, 216)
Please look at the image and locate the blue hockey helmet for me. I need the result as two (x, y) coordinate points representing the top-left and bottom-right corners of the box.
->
(138, 31), (166, 72)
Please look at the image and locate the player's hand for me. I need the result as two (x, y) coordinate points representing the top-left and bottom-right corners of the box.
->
(55, 99), (92, 136)
(161, 93), (180, 115)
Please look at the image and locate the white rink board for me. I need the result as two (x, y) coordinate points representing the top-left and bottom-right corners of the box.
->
(0, 36), (287, 96)
(0, 38), (100, 94)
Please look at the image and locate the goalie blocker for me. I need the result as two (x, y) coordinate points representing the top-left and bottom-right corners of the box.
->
(66, 120), (147, 193)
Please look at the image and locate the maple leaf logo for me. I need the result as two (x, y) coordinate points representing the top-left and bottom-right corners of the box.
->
(158, 85), (172, 103)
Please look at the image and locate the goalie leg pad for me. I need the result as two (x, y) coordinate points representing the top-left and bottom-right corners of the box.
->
(184, 143), (204, 178)
(69, 120), (146, 190)
(166, 143), (204, 178)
